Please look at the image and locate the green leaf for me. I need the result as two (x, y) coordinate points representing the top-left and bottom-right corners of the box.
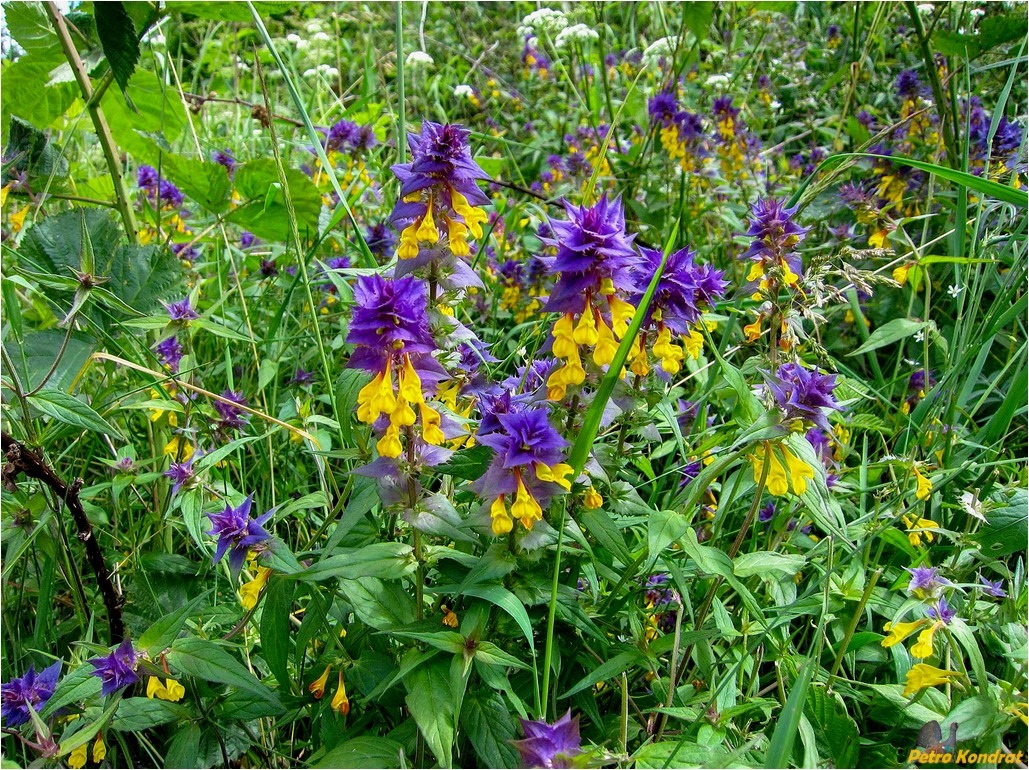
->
(166, 1), (296, 21)
(648, 508), (688, 565)
(975, 488), (1028, 557)
(561, 649), (644, 698)
(166, 638), (280, 705)
(404, 658), (456, 768)
(300, 543), (416, 582)
(461, 689), (519, 768)
(944, 695), (1000, 742)
(94, 2), (139, 97)
(434, 445), (494, 481)
(28, 388), (121, 438)
(111, 698), (187, 732)
(848, 318), (929, 356)
(106, 243), (184, 315)
(682, 2), (714, 39)
(339, 577), (416, 631)
(805, 688), (859, 769)
(138, 595), (205, 655)
(6, 329), (94, 393)
(4, 2), (64, 65)
(734, 551), (806, 579)
(313, 737), (407, 769)
(0, 59), (77, 134)
(164, 724), (202, 768)
(212, 690), (285, 720)
(3, 116), (68, 187)
(101, 70), (186, 159)
(390, 630), (466, 655)
(227, 159), (322, 241)
(459, 585), (535, 654)
(261, 576), (293, 689)
(765, 659), (815, 769)
(158, 153), (233, 213)
(41, 665), (101, 718)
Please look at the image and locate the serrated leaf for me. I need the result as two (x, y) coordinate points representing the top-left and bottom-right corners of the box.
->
(461, 690), (519, 768)
(3, 116), (68, 186)
(95, 2), (139, 97)
(805, 688), (859, 769)
(404, 659), (456, 769)
(166, 638), (280, 705)
(138, 595), (205, 654)
(41, 665), (101, 718)
(28, 388), (121, 437)
(111, 697), (187, 732)
(434, 444), (493, 481)
(158, 153), (233, 213)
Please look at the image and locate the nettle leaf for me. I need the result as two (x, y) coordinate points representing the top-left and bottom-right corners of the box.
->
(19, 208), (122, 276)
(227, 159), (322, 241)
(158, 152), (233, 213)
(107, 243), (184, 315)
(3, 116), (68, 186)
(434, 445), (493, 481)
(94, 2), (139, 98)
(461, 689), (519, 768)
(166, 1), (296, 22)
(4, 2), (65, 66)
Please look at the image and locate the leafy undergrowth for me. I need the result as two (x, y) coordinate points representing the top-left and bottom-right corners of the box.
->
(1, 2), (1026, 768)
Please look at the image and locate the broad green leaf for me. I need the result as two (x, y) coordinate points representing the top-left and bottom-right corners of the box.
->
(944, 695), (1001, 742)
(211, 690), (286, 720)
(111, 697), (187, 732)
(805, 688), (859, 769)
(164, 724), (202, 768)
(157, 153), (233, 213)
(404, 658), (456, 768)
(314, 737), (406, 769)
(101, 70), (186, 158)
(734, 551), (806, 579)
(434, 445), (493, 481)
(300, 543), (416, 582)
(848, 319), (929, 357)
(166, 638), (280, 705)
(227, 159), (322, 241)
(29, 388), (121, 438)
(975, 488), (1028, 557)
(167, 1), (296, 21)
(7, 329), (94, 393)
(138, 595), (205, 654)
(4, 116), (68, 186)
(461, 689), (519, 768)
(41, 665), (101, 718)
(648, 508), (688, 565)
(339, 577), (416, 631)
(459, 585), (535, 654)
(261, 576), (293, 688)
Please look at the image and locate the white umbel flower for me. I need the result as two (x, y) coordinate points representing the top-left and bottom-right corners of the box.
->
(405, 50), (434, 69)
(642, 36), (675, 67)
(453, 84), (474, 98)
(521, 8), (568, 34)
(555, 23), (599, 48)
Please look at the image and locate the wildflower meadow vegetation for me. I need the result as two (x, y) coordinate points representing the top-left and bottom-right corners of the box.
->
(1, 2), (1027, 768)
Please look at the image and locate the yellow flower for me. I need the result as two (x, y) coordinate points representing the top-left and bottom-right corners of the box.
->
(583, 486), (604, 510)
(441, 605), (459, 628)
(881, 617), (929, 648)
(749, 444), (814, 497)
(869, 230), (889, 249)
(309, 665), (331, 700)
(68, 742), (88, 769)
(160, 678), (185, 702)
(913, 466), (933, 500)
(239, 567), (273, 610)
(163, 436), (194, 462)
(910, 625), (939, 659)
(902, 663), (961, 697)
(511, 474), (543, 530)
(535, 462), (573, 491)
(902, 514), (938, 547)
(490, 495), (513, 535)
(892, 264), (910, 285)
(1006, 702), (1028, 726)
(743, 318), (763, 342)
(92, 735), (107, 762)
(330, 672), (350, 716)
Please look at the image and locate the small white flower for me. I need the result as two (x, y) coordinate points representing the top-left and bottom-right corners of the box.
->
(914, 330), (925, 343)
(522, 8), (568, 34)
(960, 491), (989, 523)
(286, 33), (302, 45)
(555, 23), (599, 48)
(453, 84), (474, 99)
(947, 284), (962, 297)
(295, 39), (310, 51)
(642, 36), (676, 67)
(304, 21), (323, 34)
(916, 3), (935, 14)
(312, 31), (332, 43)
(704, 74), (730, 88)
(516, 346), (527, 359)
(769, 100), (782, 111)
(969, 8), (986, 18)
(303, 68), (318, 78)
(324, 67), (339, 78)
(405, 50), (434, 68)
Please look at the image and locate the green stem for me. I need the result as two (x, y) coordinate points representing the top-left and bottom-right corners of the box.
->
(826, 568), (881, 689)
(396, 1), (407, 167)
(540, 495), (568, 720)
(45, 2), (138, 243)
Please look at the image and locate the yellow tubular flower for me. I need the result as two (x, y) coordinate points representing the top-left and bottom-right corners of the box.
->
(160, 678), (185, 702)
(535, 462), (574, 491)
(747, 261), (764, 282)
(376, 424), (403, 458)
(781, 258), (800, 286)
(398, 356), (425, 404)
(92, 735), (107, 762)
(390, 397), (417, 428)
(593, 317), (618, 367)
(309, 665), (331, 699)
(398, 222), (420, 259)
(573, 302), (600, 346)
(892, 264), (910, 285)
(490, 496), (513, 534)
(607, 296), (636, 339)
(902, 663), (961, 697)
(683, 329), (704, 360)
(584, 486), (604, 509)
(416, 199), (439, 243)
(628, 335), (650, 376)
(750, 446), (788, 496)
(914, 467), (933, 500)
(163, 437), (194, 462)
(451, 190), (488, 239)
(239, 567), (273, 610)
(446, 216), (470, 256)
(743, 318), (763, 342)
(881, 617), (929, 648)
(782, 448), (815, 495)
(902, 514), (938, 548)
(910, 625), (938, 659)
(511, 475), (543, 530)
(652, 326), (684, 374)
(330, 672), (350, 716)
(147, 676), (168, 699)
(419, 403), (445, 445)
(69, 743), (88, 769)
(552, 314), (578, 359)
